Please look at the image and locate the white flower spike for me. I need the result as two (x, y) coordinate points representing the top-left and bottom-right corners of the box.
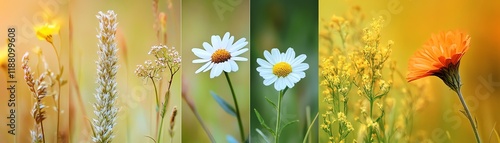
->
(192, 32), (249, 78)
(256, 47), (309, 91)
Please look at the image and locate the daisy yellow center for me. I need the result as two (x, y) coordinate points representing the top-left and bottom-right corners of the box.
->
(211, 49), (231, 63)
(273, 62), (292, 77)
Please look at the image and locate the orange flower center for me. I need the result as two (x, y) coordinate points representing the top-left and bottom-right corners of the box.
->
(211, 49), (231, 63)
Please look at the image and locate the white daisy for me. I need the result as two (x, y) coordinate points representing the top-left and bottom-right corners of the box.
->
(256, 47), (309, 91)
(192, 32), (249, 78)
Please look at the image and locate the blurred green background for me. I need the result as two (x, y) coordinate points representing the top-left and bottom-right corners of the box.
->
(71, 0), (181, 142)
(250, 0), (319, 143)
(320, 0), (500, 142)
(181, 0), (250, 142)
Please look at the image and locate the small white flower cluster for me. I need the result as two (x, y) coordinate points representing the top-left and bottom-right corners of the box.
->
(136, 45), (181, 81)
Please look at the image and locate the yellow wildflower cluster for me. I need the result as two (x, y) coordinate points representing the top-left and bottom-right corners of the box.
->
(320, 6), (413, 142)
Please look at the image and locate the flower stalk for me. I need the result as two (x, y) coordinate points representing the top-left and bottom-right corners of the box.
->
(224, 72), (246, 142)
(456, 88), (481, 143)
(274, 89), (286, 143)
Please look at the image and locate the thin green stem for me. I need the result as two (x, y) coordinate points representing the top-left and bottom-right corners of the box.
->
(49, 42), (61, 143)
(275, 90), (284, 143)
(224, 72), (245, 142)
(158, 106), (166, 143)
(151, 78), (160, 108)
(303, 113), (319, 143)
(157, 117), (164, 143)
(158, 73), (175, 143)
(456, 89), (481, 143)
(369, 96), (374, 142)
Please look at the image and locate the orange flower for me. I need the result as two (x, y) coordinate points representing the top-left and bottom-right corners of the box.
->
(407, 30), (470, 91)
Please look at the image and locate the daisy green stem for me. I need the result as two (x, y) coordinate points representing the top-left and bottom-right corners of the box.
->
(275, 90), (282, 143)
(275, 88), (287, 143)
(224, 72), (245, 142)
(456, 89), (481, 143)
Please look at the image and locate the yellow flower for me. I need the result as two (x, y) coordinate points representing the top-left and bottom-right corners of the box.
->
(0, 46), (7, 72)
(34, 23), (60, 44)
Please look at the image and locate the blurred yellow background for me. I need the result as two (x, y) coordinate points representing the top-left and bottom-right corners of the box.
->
(0, 0), (69, 142)
(181, 0), (250, 142)
(320, 0), (500, 142)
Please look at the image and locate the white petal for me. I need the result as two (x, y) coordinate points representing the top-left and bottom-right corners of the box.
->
(256, 58), (272, 68)
(192, 48), (211, 59)
(263, 76), (277, 86)
(195, 62), (212, 74)
(223, 62), (231, 72)
(231, 48), (248, 57)
(229, 60), (239, 71)
(284, 77), (294, 88)
(203, 62), (215, 72)
(193, 59), (210, 63)
(221, 32), (230, 49)
(278, 78), (287, 91)
(256, 67), (267, 72)
(210, 65), (218, 78)
(293, 63), (309, 72)
(226, 36), (234, 50)
(230, 38), (248, 52)
(274, 78), (282, 91)
(210, 64), (223, 78)
(211, 35), (221, 49)
(288, 73), (301, 83)
(296, 72), (306, 78)
(259, 70), (274, 79)
(285, 48), (296, 63)
(232, 57), (248, 61)
(203, 42), (215, 53)
(264, 50), (275, 64)
(271, 48), (281, 62)
(291, 54), (307, 66)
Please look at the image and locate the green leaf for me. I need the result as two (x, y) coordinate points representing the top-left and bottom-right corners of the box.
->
(265, 97), (277, 109)
(211, 91), (236, 117)
(254, 109), (275, 136)
(279, 120), (299, 133)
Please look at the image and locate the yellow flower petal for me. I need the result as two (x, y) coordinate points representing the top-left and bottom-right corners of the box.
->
(34, 23), (60, 43)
